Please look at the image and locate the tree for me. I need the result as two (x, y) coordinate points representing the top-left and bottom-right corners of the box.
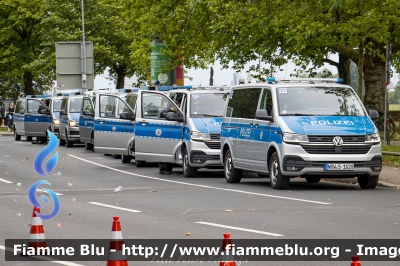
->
(0, 0), (53, 95)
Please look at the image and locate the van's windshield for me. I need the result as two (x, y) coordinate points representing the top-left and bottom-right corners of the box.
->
(53, 99), (62, 117)
(190, 93), (228, 117)
(277, 87), (366, 116)
(69, 98), (83, 113)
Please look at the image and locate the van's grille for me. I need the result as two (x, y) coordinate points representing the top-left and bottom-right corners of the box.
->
(308, 135), (365, 143)
(205, 141), (221, 149)
(301, 145), (372, 154)
(210, 134), (220, 140)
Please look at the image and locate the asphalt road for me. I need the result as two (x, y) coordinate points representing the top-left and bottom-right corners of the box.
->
(0, 135), (399, 266)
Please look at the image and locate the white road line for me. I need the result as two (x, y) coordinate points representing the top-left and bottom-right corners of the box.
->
(0, 245), (84, 266)
(68, 154), (331, 205)
(0, 178), (13, 184)
(37, 189), (63, 196)
(195, 222), (284, 237)
(88, 202), (142, 213)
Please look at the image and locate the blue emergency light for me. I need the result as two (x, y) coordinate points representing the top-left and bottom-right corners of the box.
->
(337, 78), (344, 83)
(267, 78), (276, 83)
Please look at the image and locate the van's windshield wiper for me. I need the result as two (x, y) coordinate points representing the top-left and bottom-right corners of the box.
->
(201, 114), (221, 117)
(281, 113), (316, 116)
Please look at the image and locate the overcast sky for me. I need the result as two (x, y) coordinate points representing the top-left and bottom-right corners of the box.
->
(94, 57), (340, 89)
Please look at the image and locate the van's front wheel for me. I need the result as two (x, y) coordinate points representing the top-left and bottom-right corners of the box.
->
(183, 147), (197, 177)
(269, 152), (290, 189)
(357, 175), (378, 189)
(224, 149), (242, 183)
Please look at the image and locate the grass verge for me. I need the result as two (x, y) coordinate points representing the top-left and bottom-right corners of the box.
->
(382, 145), (400, 166)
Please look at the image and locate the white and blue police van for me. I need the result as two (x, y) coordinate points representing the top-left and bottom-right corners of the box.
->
(14, 95), (53, 142)
(167, 86), (230, 176)
(59, 93), (84, 147)
(221, 78), (382, 189)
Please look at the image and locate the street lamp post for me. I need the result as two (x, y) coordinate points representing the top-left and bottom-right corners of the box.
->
(81, 0), (87, 92)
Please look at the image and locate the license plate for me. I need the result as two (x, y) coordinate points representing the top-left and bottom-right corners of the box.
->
(324, 163), (354, 171)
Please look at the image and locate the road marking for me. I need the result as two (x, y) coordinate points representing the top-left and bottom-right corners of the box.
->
(88, 202), (142, 213)
(0, 178), (13, 184)
(37, 189), (63, 196)
(68, 154), (331, 205)
(195, 222), (284, 236)
(0, 245), (84, 266)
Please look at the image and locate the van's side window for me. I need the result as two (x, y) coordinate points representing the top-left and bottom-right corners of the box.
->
(260, 88), (273, 116)
(142, 93), (170, 120)
(61, 99), (68, 115)
(82, 98), (93, 114)
(226, 88), (262, 118)
(100, 96), (117, 118)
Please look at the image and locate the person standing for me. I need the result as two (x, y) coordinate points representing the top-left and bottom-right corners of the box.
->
(0, 105), (4, 126)
(6, 102), (14, 128)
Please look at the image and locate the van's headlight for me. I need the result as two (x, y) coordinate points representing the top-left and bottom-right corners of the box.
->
(283, 133), (309, 143)
(366, 133), (380, 144)
(69, 120), (77, 127)
(191, 132), (211, 141)
(53, 119), (60, 125)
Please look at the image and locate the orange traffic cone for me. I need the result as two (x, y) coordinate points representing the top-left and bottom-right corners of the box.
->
(220, 233), (236, 266)
(351, 255), (361, 266)
(107, 216), (128, 266)
(28, 206), (47, 254)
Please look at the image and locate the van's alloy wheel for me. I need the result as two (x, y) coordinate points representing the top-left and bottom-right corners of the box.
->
(269, 152), (290, 190)
(224, 149), (242, 183)
(183, 147), (197, 177)
(122, 155), (132, 163)
(357, 175), (378, 189)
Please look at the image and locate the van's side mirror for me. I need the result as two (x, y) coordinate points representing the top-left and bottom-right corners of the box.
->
(19, 110), (25, 114)
(166, 111), (183, 122)
(120, 112), (135, 121)
(368, 109), (379, 120)
(60, 110), (67, 115)
(83, 110), (94, 116)
(255, 109), (273, 121)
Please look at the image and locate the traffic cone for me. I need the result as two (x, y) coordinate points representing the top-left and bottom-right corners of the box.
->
(28, 206), (47, 254)
(107, 216), (128, 266)
(351, 255), (361, 266)
(220, 233), (236, 266)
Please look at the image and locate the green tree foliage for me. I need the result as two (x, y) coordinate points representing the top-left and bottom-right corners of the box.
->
(0, 0), (53, 95)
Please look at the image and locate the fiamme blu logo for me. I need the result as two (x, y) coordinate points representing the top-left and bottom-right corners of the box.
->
(28, 130), (60, 220)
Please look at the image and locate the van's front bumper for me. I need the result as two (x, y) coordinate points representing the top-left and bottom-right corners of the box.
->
(187, 140), (222, 168)
(280, 143), (382, 177)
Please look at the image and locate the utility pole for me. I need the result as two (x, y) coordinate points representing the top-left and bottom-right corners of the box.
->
(81, 0), (87, 92)
(384, 41), (392, 145)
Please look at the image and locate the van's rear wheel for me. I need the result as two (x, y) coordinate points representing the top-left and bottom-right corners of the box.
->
(26, 136), (32, 141)
(269, 152), (290, 189)
(85, 143), (93, 150)
(357, 175), (378, 189)
(224, 149), (242, 183)
(14, 130), (21, 141)
(121, 155), (131, 163)
(183, 147), (197, 177)
(113, 154), (122, 159)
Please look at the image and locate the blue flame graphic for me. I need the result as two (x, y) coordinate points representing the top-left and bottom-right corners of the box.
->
(28, 180), (60, 220)
(33, 130), (59, 176)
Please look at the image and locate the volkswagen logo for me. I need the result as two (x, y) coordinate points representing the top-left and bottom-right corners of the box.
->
(332, 136), (343, 146)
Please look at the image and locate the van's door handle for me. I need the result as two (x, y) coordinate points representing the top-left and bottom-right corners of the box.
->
(255, 123), (259, 127)
(97, 119), (104, 124)
(250, 123), (254, 127)
(140, 120), (148, 125)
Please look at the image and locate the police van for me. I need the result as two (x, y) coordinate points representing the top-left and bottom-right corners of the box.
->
(59, 93), (84, 147)
(221, 78), (382, 189)
(166, 86), (230, 176)
(79, 89), (137, 152)
(13, 95), (53, 142)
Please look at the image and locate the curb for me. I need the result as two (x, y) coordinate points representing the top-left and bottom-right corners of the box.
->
(377, 181), (400, 188)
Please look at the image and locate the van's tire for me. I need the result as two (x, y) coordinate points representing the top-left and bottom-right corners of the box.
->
(269, 152), (290, 189)
(26, 136), (32, 141)
(113, 154), (122, 159)
(305, 177), (321, 183)
(183, 147), (197, 177)
(121, 155), (131, 163)
(135, 160), (146, 167)
(357, 175), (378, 189)
(224, 149), (242, 183)
(85, 143), (93, 150)
(14, 130), (21, 141)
